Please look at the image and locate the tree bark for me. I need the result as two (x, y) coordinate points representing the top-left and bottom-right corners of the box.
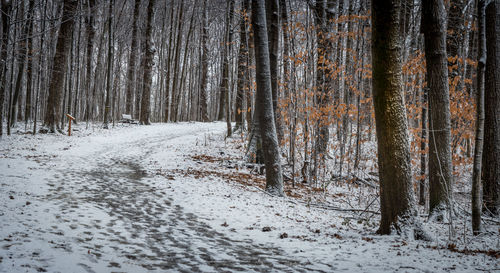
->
(43, 0), (77, 133)
(252, 0), (284, 197)
(372, 0), (420, 236)
(266, 0), (281, 142)
(124, 0), (140, 116)
(472, 0), (486, 235)
(84, 0), (96, 121)
(234, 0), (250, 131)
(0, 1), (11, 138)
(139, 0), (156, 125)
(103, 0), (114, 128)
(199, 0), (210, 122)
(482, 0), (500, 216)
(422, 0), (454, 215)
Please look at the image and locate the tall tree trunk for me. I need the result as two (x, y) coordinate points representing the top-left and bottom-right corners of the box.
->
(139, 0), (156, 125)
(170, 1), (184, 122)
(266, 0), (281, 141)
(224, 0), (235, 136)
(252, 0), (284, 197)
(84, 0), (96, 121)
(25, 0), (35, 129)
(125, 0), (140, 116)
(10, 1), (28, 128)
(313, 0), (331, 179)
(420, 86), (428, 205)
(472, 0), (486, 234)
(372, 0), (423, 237)
(217, 0), (235, 123)
(482, 0), (500, 216)
(422, 0), (454, 216)
(103, 0), (114, 128)
(0, 1), (10, 138)
(43, 0), (77, 133)
(235, 0), (250, 131)
(199, 0), (210, 122)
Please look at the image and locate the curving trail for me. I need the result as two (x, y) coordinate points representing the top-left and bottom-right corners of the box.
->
(0, 124), (321, 273)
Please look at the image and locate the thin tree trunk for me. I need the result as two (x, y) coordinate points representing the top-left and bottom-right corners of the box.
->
(199, 0), (210, 122)
(472, 0), (486, 235)
(235, 0), (250, 131)
(103, 0), (114, 128)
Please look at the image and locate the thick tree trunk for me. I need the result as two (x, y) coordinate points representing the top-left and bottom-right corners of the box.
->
(482, 0), (500, 216)
(372, 0), (421, 237)
(252, 0), (284, 197)
(139, 0), (156, 125)
(43, 0), (77, 133)
(422, 0), (454, 215)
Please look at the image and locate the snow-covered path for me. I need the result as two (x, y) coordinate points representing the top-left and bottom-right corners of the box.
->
(1, 123), (498, 273)
(1, 123), (322, 272)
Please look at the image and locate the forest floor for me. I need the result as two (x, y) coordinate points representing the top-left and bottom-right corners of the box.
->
(0, 122), (498, 273)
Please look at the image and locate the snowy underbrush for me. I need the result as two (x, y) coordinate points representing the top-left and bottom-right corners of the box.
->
(162, 127), (500, 270)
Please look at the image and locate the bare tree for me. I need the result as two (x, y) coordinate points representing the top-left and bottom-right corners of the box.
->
(199, 0), (210, 122)
(0, 0), (11, 138)
(482, 0), (500, 216)
(43, 0), (77, 133)
(422, 0), (454, 216)
(139, 0), (156, 125)
(103, 0), (114, 129)
(372, 0), (425, 238)
(125, 0), (140, 116)
(252, 0), (284, 196)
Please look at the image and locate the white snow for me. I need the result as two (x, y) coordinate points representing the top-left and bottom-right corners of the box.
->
(0, 122), (498, 273)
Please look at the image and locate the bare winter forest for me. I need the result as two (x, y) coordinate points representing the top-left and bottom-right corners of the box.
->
(0, 0), (499, 272)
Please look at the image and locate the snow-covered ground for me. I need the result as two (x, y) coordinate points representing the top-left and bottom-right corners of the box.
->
(0, 122), (498, 273)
